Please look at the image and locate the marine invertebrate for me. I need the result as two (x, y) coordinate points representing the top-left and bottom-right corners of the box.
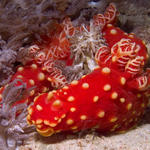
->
(27, 3), (150, 137)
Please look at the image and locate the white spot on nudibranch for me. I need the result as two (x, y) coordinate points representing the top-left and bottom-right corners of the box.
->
(120, 77), (126, 85)
(110, 29), (117, 35)
(82, 83), (89, 89)
(66, 119), (74, 125)
(17, 67), (24, 72)
(36, 104), (43, 111)
(102, 67), (111, 74)
(103, 84), (111, 91)
(98, 111), (105, 118)
(93, 96), (99, 102)
(38, 72), (45, 81)
(71, 80), (79, 86)
(67, 96), (75, 102)
(52, 100), (61, 107)
(29, 79), (35, 86)
(120, 97), (125, 103)
(31, 64), (37, 69)
(70, 107), (76, 112)
(111, 92), (118, 99)
(80, 115), (87, 120)
(126, 103), (132, 110)
(110, 117), (118, 122)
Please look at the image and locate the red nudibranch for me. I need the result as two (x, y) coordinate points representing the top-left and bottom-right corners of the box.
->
(26, 3), (150, 137)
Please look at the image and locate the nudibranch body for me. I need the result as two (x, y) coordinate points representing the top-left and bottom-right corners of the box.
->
(27, 3), (150, 136)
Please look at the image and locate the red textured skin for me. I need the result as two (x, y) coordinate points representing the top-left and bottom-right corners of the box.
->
(28, 66), (149, 136)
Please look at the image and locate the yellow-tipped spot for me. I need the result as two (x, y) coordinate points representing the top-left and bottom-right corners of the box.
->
(120, 98), (125, 103)
(31, 64), (37, 69)
(110, 29), (117, 35)
(64, 92), (67, 95)
(28, 108), (33, 115)
(71, 80), (79, 86)
(36, 127), (54, 137)
(36, 119), (43, 124)
(110, 117), (118, 123)
(81, 75), (86, 79)
(98, 111), (105, 118)
(29, 79), (35, 86)
(93, 96), (99, 102)
(126, 103), (132, 110)
(26, 115), (32, 125)
(71, 126), (78, 130)
(137, 93), (142, 98)
(36, 104), (43, 111)
(17, 67), (24, 72)
(103, 84), (111, 91)
(56, 129), (62, 133)
(32, 120), (35, 124)
(111, 92), (118, 99)
(129, 34), (134, 38)
(80, 115), (87, 120)
(66, 119), (74, 125)
(33, 95), (40, 102)
(63, 86), (69, 90)
(52, 100), (61, 107)
(112, 56), (117, 62)
(107, 24), (112, 27)
(67, 96), (75, 102)
(16, 75), (23, 79)
(70, 107), (76, 112)
(47, 92), (53, 101)
(120, 77), (126, 85)
(38, 72), (45, 81)
(102, 67), (111, 74)
(54, 117), (58, 121)
(132, 111), (136, 115)
(61, 114), (66, 119)
(82, 83), (89, 89)
(37, 124), (42, 129)
(44, 120), (57, 127)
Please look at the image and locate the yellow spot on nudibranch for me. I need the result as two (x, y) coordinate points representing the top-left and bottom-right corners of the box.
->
(63, 86), (69, 90)
(93, 96), (99, 102)
(38, 72), (45, 81)
(47, 92), (53, 101)
(52, 100), (61, 107)
(66, 119), (74, 125)
(110, 29), (117, 34)
(28, 107), (33, 115)
(61, 114), (66, 119)
(17, 67), (24, 72)
(42, 86), (48, 92)
(80, 115), (87, 120)
(29, 79), (35, 86)
(126, 103), (132, 110)
(110, 117), (118, 122)
(16, 75), (23, 79)
(67, 96), (75, 102)
(98, 111), (105, 118)
(102, 67), (111, 74)
(36, 127), (54, 137)
(44, 120), (57, 127)
(36, 104), (43, 111)
(120, 77), (126, 85)
(103, 84), (111, 91)
(107, 24), (112, 27)
(82, 83), (89, 89)
(31, 64), (37, 69)
(36, 119), (43, 124)
(120, 97), (125, 103)
(70, 107), (76, 112)
(111, 92), (118, 99)
(71, 80), (79, 86)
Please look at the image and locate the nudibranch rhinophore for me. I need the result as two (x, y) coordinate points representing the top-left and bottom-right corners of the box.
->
(26, 3), (150, 136)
